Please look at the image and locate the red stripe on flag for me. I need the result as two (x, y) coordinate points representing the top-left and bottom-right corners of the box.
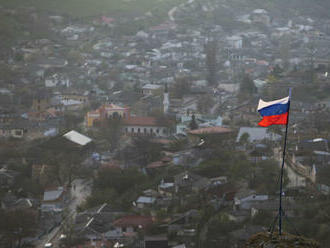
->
(258, 112), (288, 127)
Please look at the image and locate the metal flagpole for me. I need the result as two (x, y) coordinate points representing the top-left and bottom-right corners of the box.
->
(279, 88), (292, 235)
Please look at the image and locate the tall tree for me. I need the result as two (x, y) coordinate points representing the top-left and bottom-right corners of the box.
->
(172, 76), (191, 98)
(238, 74), (257, 100)
(189, 114), (199, 130)
(100, 114), (123, 151)
(197, 95), (215, 114)
(0, 209), (37, 248)
(205, 39), (218, 85)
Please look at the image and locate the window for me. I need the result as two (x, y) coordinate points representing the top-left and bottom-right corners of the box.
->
(156, 129), (159, 133)
(138, 128), (140, 133)
(131, 128), (134, 133)
(144, 128), (147, 134)
(150, 128), (153, 133)
(15, 130), (22, 136)
(125, 128), (128, 133)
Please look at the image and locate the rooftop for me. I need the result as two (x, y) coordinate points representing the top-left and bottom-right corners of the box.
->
(188, 126), (232, 135)
(63, 130), (92, 146)
(43, 187), (64, 201)
(113, 215), (153, 228)
(124, 116), (159, 126)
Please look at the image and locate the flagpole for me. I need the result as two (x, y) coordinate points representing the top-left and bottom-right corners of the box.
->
(279, 88), (291, 235)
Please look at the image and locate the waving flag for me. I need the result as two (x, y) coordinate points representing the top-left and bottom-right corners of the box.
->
(257, 96), (290, 127)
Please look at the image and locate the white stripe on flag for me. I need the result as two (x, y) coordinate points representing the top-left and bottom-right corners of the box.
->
(257, 96), (289, 111)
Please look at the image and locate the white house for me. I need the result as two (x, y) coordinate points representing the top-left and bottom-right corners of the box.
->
(226, 35), (243, 49)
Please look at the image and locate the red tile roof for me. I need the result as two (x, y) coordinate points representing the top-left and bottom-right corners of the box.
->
(124, 116), (158, 126)
(188, 126), (232, 135)
(113, 215), (153, 228)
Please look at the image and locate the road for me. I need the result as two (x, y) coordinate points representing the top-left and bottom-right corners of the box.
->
(36, 178), (92, 248)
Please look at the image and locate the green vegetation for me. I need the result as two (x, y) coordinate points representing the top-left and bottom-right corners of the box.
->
(193, 151), (253, 180)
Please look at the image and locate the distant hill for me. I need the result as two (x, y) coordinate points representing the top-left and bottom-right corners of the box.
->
(0, 0), (185, 18)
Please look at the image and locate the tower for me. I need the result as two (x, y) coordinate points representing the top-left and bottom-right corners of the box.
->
(163, 83), (169, 114)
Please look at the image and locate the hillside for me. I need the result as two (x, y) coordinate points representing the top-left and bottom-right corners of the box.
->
(0, 0), (185, 18)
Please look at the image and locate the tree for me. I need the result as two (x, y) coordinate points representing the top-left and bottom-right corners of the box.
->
(250, 159), (287, 194)
(238, 74), (257, 100)
(61, 113), (84, 132)
(0, 209), (37, 248)
(189, 114), (198, 130)
(205, 39), (217, 85)
(197, 95), (215, 114)
(131, 137), (162, 165)
(172, 76), (191, 98)
(239, 132), (250, 145)
(279, 35), (291, 70)
(100, 114), (123, 151)
(67, 50), (84, 65)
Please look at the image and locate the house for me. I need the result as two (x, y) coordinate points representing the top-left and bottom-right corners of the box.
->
(167, 210), (200, 236)
(0, 122), (27, 138)
(123, 117), (170, 137)
(248, 144), (269, 162)
(136, 196), (156, 209)
(226, 35), (243, 49)
(250, 197), (297, 218)
(112, 215), (153, 236)
(31, 91), (50, 112)
(0, 168), (19, 188)
(158, 181), (175, 197)
(187, 126), (233, 145)
(41, 186), (66, 212)
(250, 9), (271, 26)
(174, 172), (210, 193)
(1, 194), (34, 211)
(145, 235), (168, 248)
(45, 73), (70, 87)
(236, 127), (281, 143)
(62, 130), (92, 147)
(236, 194), (269, 210)
(36, 57), (68, 69)
(61, 93), (89, 103)
(86, 104), (130, 127)
(142, 84), (162, 96)
(74, 203), (125, 240)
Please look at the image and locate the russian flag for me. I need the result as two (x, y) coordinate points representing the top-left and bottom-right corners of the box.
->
(257, 96), (290, 127)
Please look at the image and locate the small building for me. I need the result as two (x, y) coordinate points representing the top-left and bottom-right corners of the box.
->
(174, 172), (210, 193)
(0, 168), (19, 188)
(112, 215), (153, 236)
(145, 235), (168, 248)
(41, 186), (66, 212)
(250, 9), (271, 26)
(123, 117), (170, 137)
(142, 84), (162, 96)
(136, 196), (156, 208)
(226, 35), (243, 49)
(236, 127), (281, 143)
(86, 104), (130, 127)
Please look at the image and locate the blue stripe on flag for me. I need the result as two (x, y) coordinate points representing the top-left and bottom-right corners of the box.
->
(258, 103), (289, 117)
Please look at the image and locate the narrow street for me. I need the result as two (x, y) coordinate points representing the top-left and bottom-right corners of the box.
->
(36, 178), (92, 248)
